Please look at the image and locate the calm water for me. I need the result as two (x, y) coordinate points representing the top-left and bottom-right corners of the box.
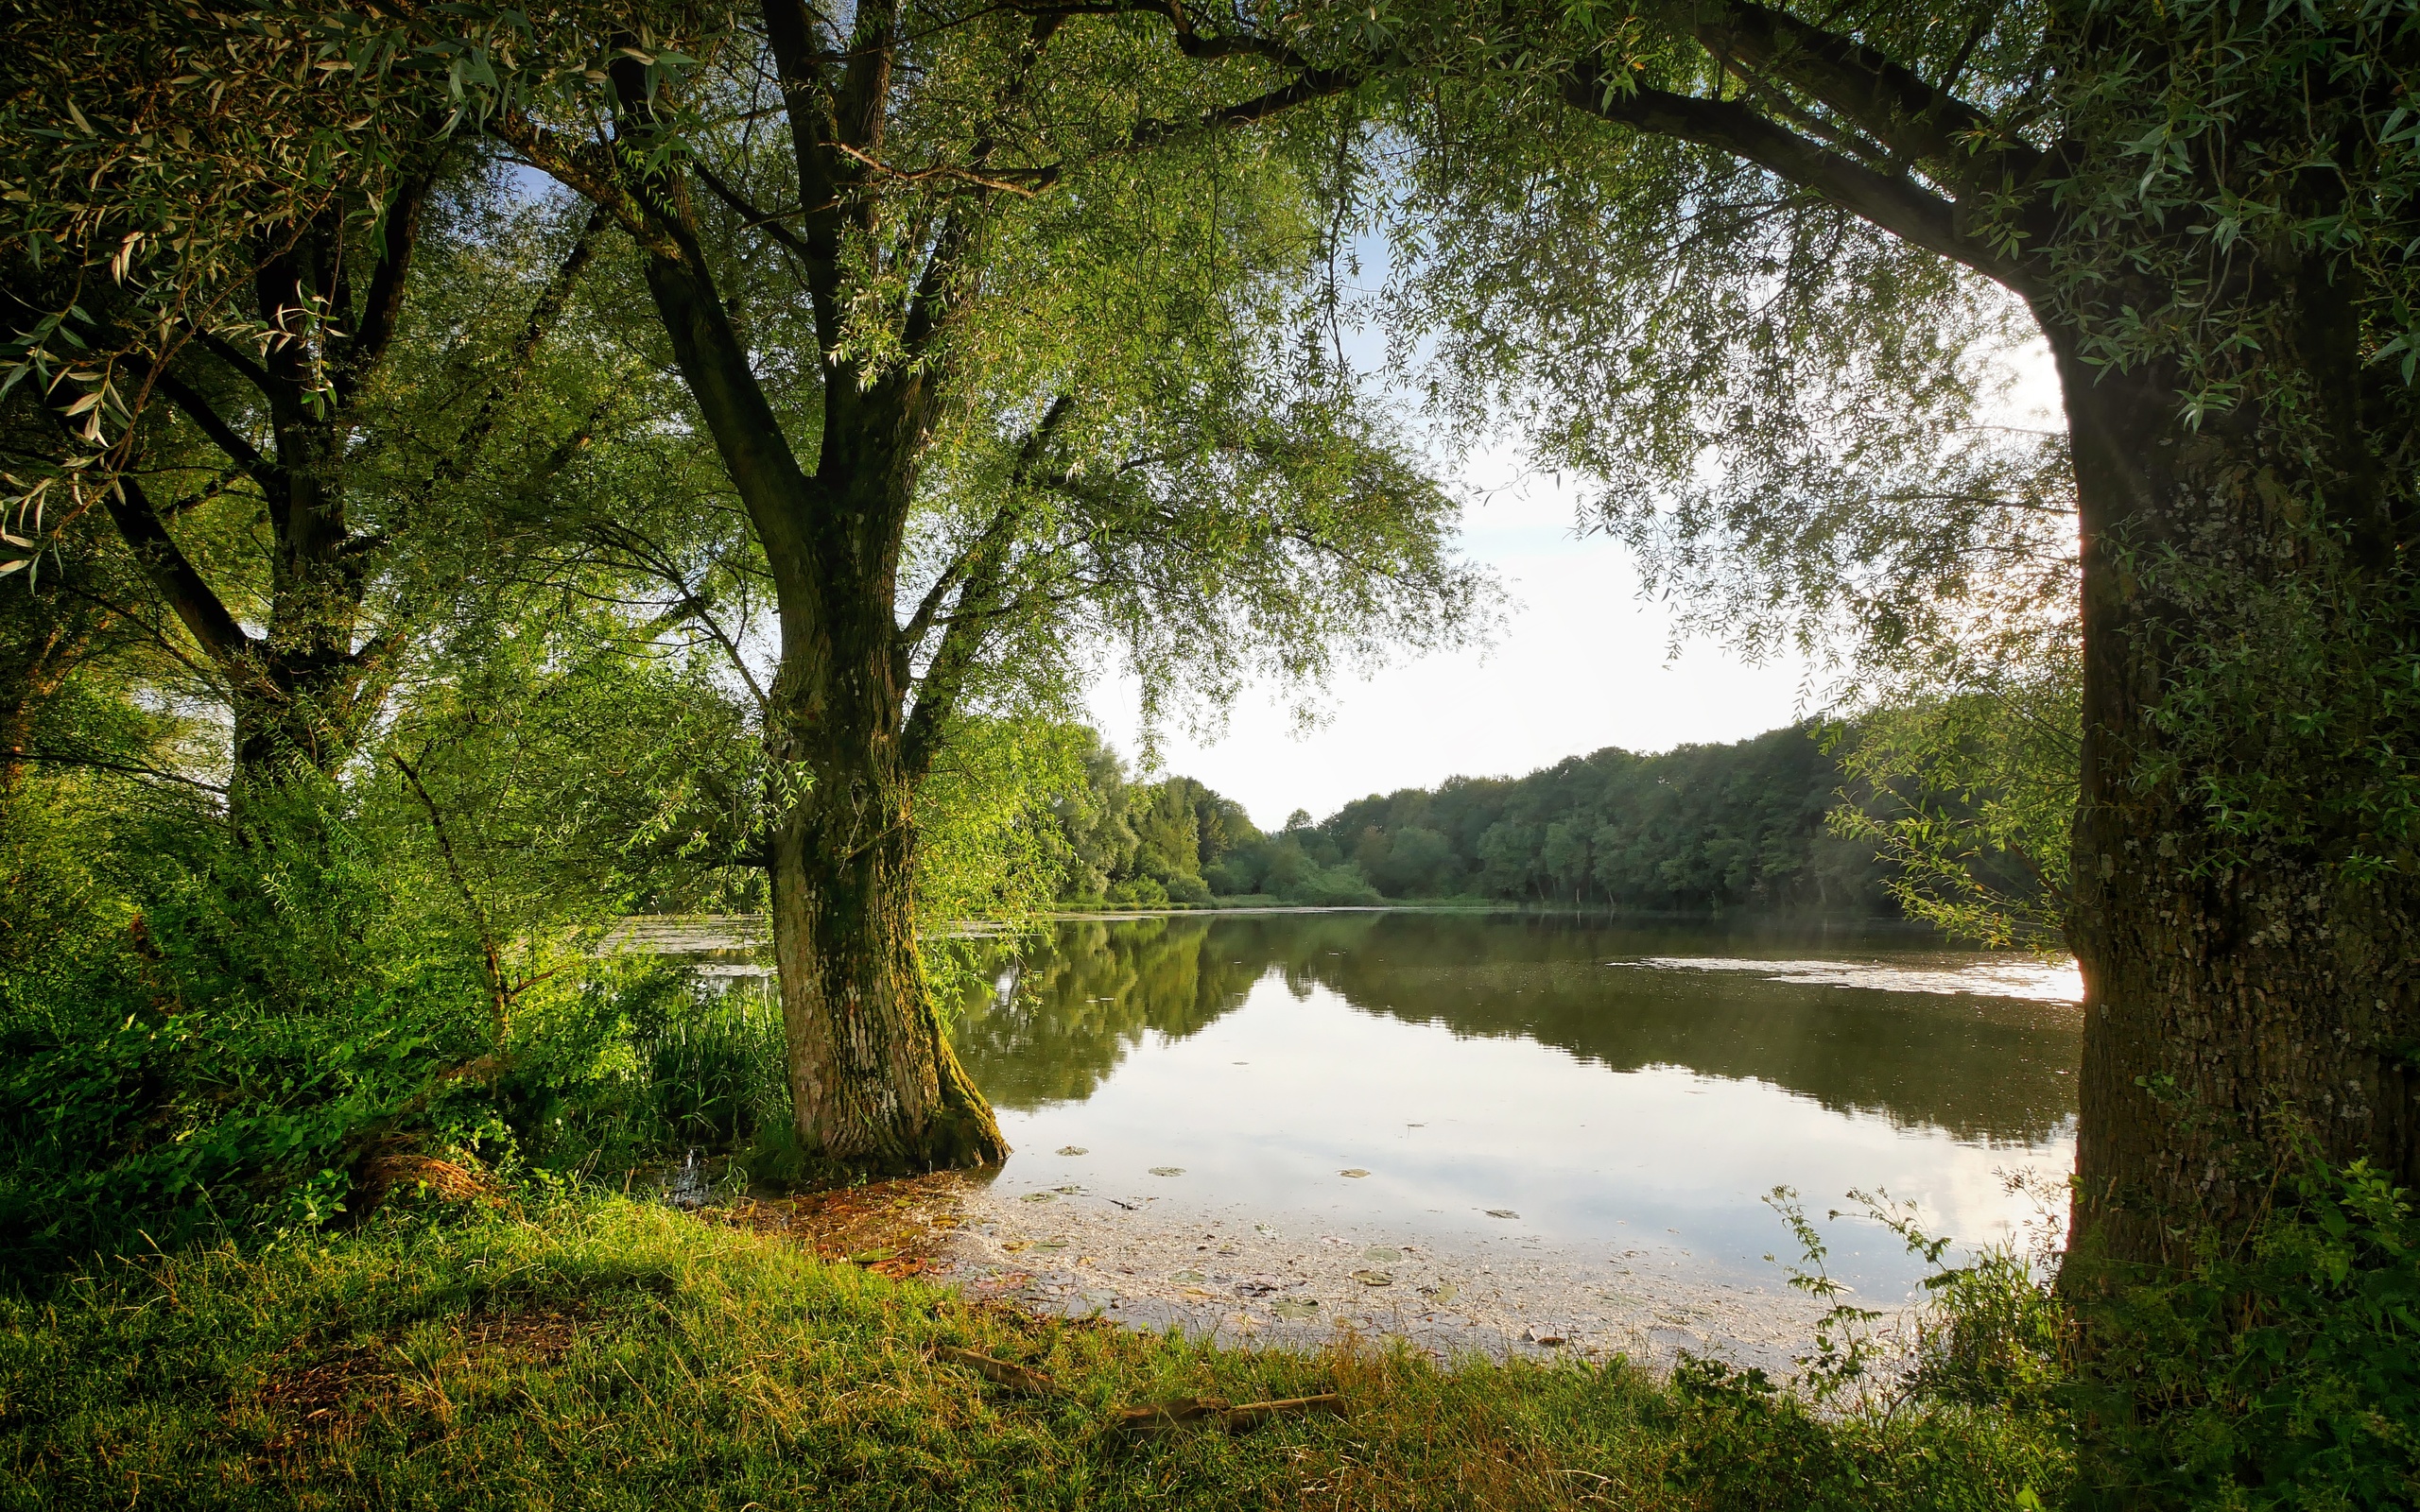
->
(950, 911), (2081, 1300)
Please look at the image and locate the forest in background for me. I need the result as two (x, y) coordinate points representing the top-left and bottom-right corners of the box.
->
(1061, 723), (1897, 916)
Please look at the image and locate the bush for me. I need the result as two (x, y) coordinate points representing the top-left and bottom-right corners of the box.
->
(1160, 870), (1213, 906)
(2068, 1157), (2420, 1511)
(1106, 875), (1168, 908)
(0, 774), (796, 1279)
(0, 782), (507, 1268)
(1774, 1158), (2420, 1512)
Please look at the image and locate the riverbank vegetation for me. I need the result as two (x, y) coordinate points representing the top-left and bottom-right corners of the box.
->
(9, 1171), (2411, 1511)
(4, 1194), (2076, 1512)
(1051, 722), (1924, 916)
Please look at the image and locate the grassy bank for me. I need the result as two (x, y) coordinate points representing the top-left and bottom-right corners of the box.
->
(1, 1195), (2064, 1511)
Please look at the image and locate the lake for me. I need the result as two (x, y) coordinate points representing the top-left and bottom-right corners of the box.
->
(939, 909), (2080, 1359)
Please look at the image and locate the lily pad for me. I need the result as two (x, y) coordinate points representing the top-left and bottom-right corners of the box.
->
(1271, 1298), (1321, 1320)
(1055, 1145), (1088, 1157)
(1171, 1269), (1205, 1283)
(1053, 1184), (1082, 1194)
(1033, 1239), (1069, 1251)
(1019, 1192), (1056, 1203)
(1485, 1209), (1519, 1219)
(1362, 1246), (1400, 1263)
(1422, 1281), (1459, 1305)
(1338, 1168), (1370, 1178)
(1351, 1269), (1393, 1286)
(1002, 1240), (1030, 1253)
(1149, 1166), (1184, 1177)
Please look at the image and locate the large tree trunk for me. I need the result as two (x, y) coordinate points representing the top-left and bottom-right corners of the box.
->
(761, 590), (1007, 1174)
(596, 27), (1025, 1178)
(2049, 320), (2420, 1277)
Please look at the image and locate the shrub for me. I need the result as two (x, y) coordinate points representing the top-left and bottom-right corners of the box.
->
(2068, 1157), (2420, 1511)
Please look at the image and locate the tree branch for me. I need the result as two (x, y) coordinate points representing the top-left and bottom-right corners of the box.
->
(95, 471), (252, 666)
(1691, 0), (2041, 185)
(152, 366), (289, 495)
(1132, 65), (1363, 151)
(416, 200), (611, 502)
(11, 749), (228, 794)
(1561, 64), (2031, 292)
(606, 48), (826, 604)
(897, 395), (1076, 779)
(588, 518), (772, 713)
(332, 163), (440, 407)
(898, 392), (1074, 667)
(691, 156), (821, 264)
(194, 330), (276, 397)
(391, 748), (512, 1040)
(762, 0), (870, 354)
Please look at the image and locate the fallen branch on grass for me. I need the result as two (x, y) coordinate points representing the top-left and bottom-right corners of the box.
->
(1115, 1393), (1346, 1433)
(933, 1345), (1054, 1394)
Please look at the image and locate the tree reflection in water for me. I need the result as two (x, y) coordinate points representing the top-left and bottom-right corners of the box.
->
(950, 913), (2080, 1143)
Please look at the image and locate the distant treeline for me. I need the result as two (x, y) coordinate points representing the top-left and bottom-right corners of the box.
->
(1055, 723), (1897, 915)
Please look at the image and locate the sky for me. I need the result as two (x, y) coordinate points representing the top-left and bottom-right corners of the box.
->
(1080, 290), (2066, 833)
(1082, 451), (1823, 833)
(1076, 191), (2072, 832)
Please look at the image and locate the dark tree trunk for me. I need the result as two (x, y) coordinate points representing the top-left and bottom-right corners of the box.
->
(2048, 319), (2420, 1276)
(754, 465), (1007, 1170)
(766, 758), (1007, 1171)
(627, 224), (1009, 1172)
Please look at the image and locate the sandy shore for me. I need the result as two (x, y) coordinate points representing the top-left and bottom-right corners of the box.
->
(701, 1169), (1841, 1374)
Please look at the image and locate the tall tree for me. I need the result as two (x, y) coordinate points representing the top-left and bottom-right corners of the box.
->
(454, 2), (1482, 1173)
(1369, 0), (2417, 1281)
(2, 7), (614, 794)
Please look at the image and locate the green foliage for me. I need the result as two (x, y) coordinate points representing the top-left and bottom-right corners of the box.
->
(2071, 1158), (2420, 1511)
(0, 779), (504, 1268)
(1049, 730), (1265, 906)
(1080, 721), (1909, 913)
(1205, 818), (1385, 905)
(917, 718), (1082, 932)
(1312, 724), (1896, 912)
(0, 1193), (2070, 1512)
(1831, 666), (2080, 951)
(0, 599), (785, 1273)
(1763, 1155), (2420, 1512)
(0, 0), (456, 481)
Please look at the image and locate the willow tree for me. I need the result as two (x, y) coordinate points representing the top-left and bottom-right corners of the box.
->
(1, 6), (620, 798)
(1351, 0), (2420, 1280)
(420, 2), (1487, 1174)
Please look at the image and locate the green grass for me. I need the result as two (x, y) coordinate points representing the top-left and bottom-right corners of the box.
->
(0, 1196), (2065, 1510)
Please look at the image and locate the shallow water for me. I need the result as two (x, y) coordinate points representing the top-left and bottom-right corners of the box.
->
(946, 912), (2080, 1332)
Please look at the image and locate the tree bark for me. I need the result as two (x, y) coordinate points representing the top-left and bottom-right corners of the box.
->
(1544, 1), (2420, 1277)
(618, 163), (1008, 1174)
(2048, 319), (2420, 1276)
(766, 752), (1008, 1171)
(760, 508), (1007, 1171)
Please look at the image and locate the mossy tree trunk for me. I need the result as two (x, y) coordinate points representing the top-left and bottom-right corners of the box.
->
(606, 29), (1013, 1170)
(758, 424), (1006, 1170)
(2052, 319), (2419, 1272)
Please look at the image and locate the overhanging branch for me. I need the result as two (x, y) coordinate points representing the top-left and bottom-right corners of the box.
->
(1561, 63), (2032, 292)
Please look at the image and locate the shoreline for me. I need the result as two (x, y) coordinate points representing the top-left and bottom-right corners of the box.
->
(702, 1169), (1846, 1376)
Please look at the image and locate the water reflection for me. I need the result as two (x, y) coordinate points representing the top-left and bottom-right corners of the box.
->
(954, 913), (2082, 1144)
